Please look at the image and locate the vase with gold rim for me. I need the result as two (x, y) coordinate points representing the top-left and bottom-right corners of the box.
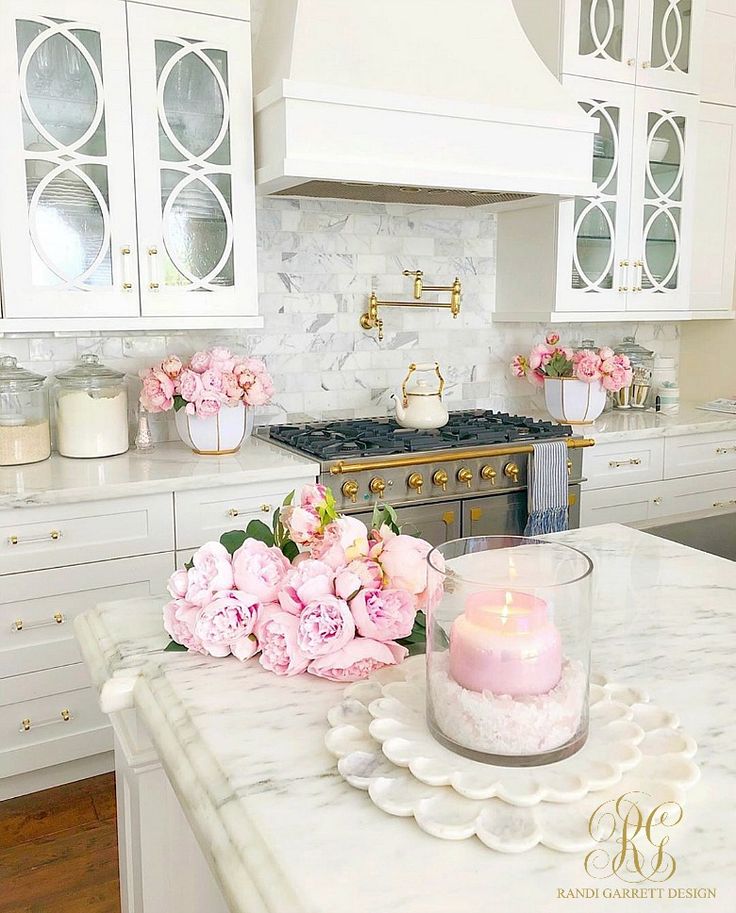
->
(543, 377), (606, 425)
(174, 404), (254, 455)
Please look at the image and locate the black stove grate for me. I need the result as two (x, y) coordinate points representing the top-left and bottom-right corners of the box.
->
(265, 411), (573, 461)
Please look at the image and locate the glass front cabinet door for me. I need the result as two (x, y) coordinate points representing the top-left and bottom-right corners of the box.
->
(0, 0), (138, 319)
(127, 5), (257, 318)
(556, 77), (635, 313)
(636, 0), (703, 92)
(563, 0), (641, 83)
(626, 87), (699, 311)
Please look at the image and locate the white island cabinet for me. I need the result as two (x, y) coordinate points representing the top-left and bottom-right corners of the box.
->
(75, 525), (736, 913)
(0, 440), (318, 799)
(0, 0), (259, 332)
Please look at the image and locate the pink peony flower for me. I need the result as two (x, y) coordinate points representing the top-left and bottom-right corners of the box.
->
(242, 375), (273, 407)
(192, 542), (234, 592)
(510, 355), (529, 378)
(307, 639), (408, 682)
(546, 332), (561, 346)
(311, 516), (370, 569)
(200, 369), (224, 394)
(167, 568), (189, 599)
(193, 590), (259, 659)
(161, 355), (183, 380)
(278, 559), (335, 614)
(163, 598), (204, 653)
(139, 367), (175, 413)
(299, 483), (329, 511)
(258, 611), (310, 675)
(599, 346), (614, 361)
(208, 346), (237, 373)
(178, 368), (203, 402)
(296, 595), (355, 657)
(573, 351), (603, 383)
(377, 534), (431, 597)
(281, 505), (321, 545)
(221, 371), (242, 404)
(232, 539), (290, 603)
(189, 351), (211, 374)
(195, 396), (223, 418)
(335, 558), (384, 601)
(234, 358), (274, 407)
(529, 344), (554, 370)
(350, 587), (415, 641)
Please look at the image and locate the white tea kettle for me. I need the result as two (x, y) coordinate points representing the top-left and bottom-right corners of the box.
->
(395, 362), (449, 429)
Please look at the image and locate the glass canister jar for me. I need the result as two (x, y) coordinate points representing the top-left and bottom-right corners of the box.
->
(54, 355), (129, 459)
(426, 536), (593, 766)
(614, 336), (655, 409)
(0, 356), (51, 466)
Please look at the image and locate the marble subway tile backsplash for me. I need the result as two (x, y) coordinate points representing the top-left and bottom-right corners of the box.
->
(0, 197), (679, 441)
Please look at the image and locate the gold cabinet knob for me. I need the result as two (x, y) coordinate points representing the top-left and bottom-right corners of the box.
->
(369, 477), (386, 497)
(432, 469), (449, 492)
(21, 719), (31, 732)
(504, 462), (520, 483)
(342, 480), (359, 503)
(149, 282), (160, 289)
(457, 467), (473, 488)
(60, 709), (70, 722)
(53, 612), (64, 624)
(480, 465), (497, 484)
(227, 508), (239, 518)
(407, 472), (424, 495)
(260, 504), (271, 513)
(567, 459), (573, 474)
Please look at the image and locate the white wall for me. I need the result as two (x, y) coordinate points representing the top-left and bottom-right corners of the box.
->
(680, 319), (736, 401)
(0, 196), (680, 441)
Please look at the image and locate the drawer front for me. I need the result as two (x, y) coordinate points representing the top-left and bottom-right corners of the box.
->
(664, 432), (736, 478)
(0, 553), (174, 678)
(0, 494), (174, 574)
(583, 439), (664, 490)
(659, 470), (736, 515)
(175, 480), (310, 551)
(0, 666), (111, 778)
(580, 483), (662, 527)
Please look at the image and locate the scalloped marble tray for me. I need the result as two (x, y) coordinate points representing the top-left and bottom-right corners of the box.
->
(325, 657), (700, 853)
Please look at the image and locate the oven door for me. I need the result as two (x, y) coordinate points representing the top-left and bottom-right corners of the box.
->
(462, 485), (581, 538)
(388, 502), (462, 547)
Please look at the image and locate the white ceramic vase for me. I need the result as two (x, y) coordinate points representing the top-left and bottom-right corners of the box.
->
(174, 404), (253, 454)
(544, 377), (606, 425)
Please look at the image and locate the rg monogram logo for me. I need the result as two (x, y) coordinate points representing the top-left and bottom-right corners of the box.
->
(584, 792), (683, 883)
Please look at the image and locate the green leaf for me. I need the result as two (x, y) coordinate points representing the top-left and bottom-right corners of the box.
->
(283, 490), (295, 507)
(173, 395), (188, 412)
(184, 557), (194, 571)
(281, 539), (299, 562)
(220, 529), (249, 555)
(164, 640), (188, 652)
(244, 519), (275, 547)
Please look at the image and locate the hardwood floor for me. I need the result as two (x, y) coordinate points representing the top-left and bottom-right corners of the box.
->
(0, 774), (120, 913)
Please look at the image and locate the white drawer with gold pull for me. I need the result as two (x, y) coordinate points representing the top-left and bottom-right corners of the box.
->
(19, 708), (72, 733)
(659, 470), (736, 516)
(665, 433), (736, 478)
(0, 494), (173, 575)
(0, 553), (174, 678)
(582, 439), (664, 491)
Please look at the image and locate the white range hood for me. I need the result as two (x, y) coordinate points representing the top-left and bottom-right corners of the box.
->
(252, 0), (596, 207)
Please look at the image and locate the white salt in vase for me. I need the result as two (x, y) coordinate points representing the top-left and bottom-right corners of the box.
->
(175, 404), (253, 455)
(544, 377), (606, 425)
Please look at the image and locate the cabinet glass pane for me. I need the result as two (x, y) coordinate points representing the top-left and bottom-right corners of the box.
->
(649, 0), (692, 74)
(571, 100), (621, 293)
(578, 0), (625, 61)
(156, 39), (234, 291)
(15, 19), (112, 288)
(641, 111), (686, 291)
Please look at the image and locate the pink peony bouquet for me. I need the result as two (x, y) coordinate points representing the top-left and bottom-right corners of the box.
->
(139, 346), (274, 418)
(511, 333), (632, 392)
(162, 485), (434, 682)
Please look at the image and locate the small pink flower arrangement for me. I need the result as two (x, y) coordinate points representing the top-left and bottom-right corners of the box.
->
(162, 485), (434, 682)
(511, 333), (632, 392)
(139, 346), (273, 417)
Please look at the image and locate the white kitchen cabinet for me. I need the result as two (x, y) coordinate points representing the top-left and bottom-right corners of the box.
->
(700, 0), (736, 105)
(514, 0), (703, 92)
(174, 483), (285, 551)
(496, 77), (702, 321)
(580, 481), (663, 526)
(659, 468), (736, 512)
(0, 0), (259, 331)
(582, 435), (664, 488)
(664, 430), (736, 476)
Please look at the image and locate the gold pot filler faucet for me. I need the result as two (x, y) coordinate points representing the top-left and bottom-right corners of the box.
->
(360, 269), (462, 341)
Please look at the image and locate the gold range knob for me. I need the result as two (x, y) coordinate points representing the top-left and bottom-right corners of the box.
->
(504, 462), (520, 483)
(369, 477), (387, 498)
(342, 480), (359, 503)
(480, 465), (497, 485)
(457, 467), (473, 488)
(407, 472), (424, 495)
(432, 469), (449, 492)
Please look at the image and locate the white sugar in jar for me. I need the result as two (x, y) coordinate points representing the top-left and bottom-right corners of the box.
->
(54, 355), (129, 458)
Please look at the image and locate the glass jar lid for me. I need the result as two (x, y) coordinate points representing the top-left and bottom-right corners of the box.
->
(0, 355), (46, 391)
(614, 336), (654, 364)
(55, 353), (126, 389)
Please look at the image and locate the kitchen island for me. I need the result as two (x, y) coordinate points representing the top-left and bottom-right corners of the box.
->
(75, 525), (736, 913)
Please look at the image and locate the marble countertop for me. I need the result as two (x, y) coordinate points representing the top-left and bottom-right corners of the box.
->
(76, 524), (736, 913)
(0, 439), (319, 508)
(578, 403), (736, 444)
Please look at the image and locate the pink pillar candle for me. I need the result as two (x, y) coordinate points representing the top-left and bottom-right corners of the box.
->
(448, 589), (562, 697)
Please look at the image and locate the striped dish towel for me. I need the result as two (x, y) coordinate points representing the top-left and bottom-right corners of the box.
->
(523, 441), (569, 536)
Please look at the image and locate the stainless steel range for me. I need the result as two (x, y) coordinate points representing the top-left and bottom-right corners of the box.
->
(260, 411), (594, 545)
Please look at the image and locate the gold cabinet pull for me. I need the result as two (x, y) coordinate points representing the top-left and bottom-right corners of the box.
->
(121, 244), (133, 290)
(8, 529), (62, 546)
(442, 510), (455, 527)
(716, 446), (736, 455)
(470, 507), (483, 522)
(19, 709), (72, 733)
(713, 499), (736, 508)
(11, 612), (65, 633)
(608, 458), (642, 468)
(260, 503), (272, 513)
(227, 508), (239, 518)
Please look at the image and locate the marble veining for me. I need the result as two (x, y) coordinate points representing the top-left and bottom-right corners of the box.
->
(0, 439), (318, 509)
(75, 524), (736, 913)
(578, 404), (736, 444)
